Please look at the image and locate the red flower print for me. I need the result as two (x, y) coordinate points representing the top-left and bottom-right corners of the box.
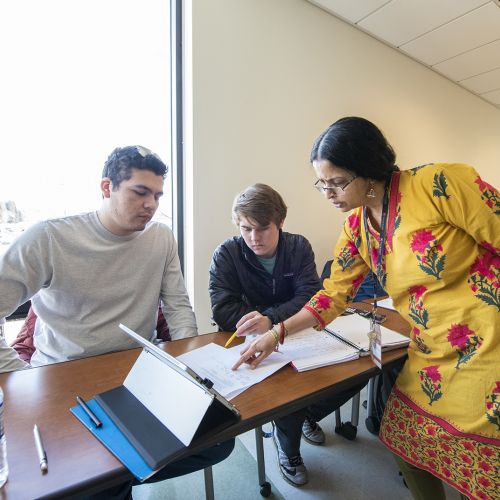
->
(393, 400), (400, 409)
(398, 422), (405, 430)
(478, 460), (492, 472)
(486, 401), (493, 410)
(463, 441), (474, 451)
(442, 455), (451, 464)
(447, 324), (474, 350)
(460, 467), (472, 478)
(426, 426), (437, 436)
(410, 229), (435, 253)
(422, 365), (441, 383)
(480, 447), (494, 457)
(409, 428), (417, 438)
(316, 294), (332, 310)
(442, 467), (451, 478)
(493, 381), (500, 394)
(477, 477), (492, 488)
(480, 240), (500, 254)
(347, 213), (360, 231)
(470, 284), (478, 292)
(346, 240), (358, 256)
(416, 416), (424, 425)
(473, 253), (500, 280)
(409, 285), (427, 301)
(475, 175), (496, 193)
(412, 327), (420, 337)
(460, 453), (472, 465)
(351, 274), (364, 290)
(477, 491), (489, 500)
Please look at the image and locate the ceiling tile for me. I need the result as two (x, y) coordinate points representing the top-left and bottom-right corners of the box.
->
(460, 67), (500, 93)
(308, 0), (390, 24)
(399, 2), (500, 66)
(481, 87), (500, 103)
(358, 0), (488, 47)
(433, 39), (500, 81)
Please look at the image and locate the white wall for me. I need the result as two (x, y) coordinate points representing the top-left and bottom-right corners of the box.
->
(186, 0), (500, 332)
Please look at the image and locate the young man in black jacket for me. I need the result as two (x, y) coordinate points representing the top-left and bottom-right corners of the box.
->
(209, 184), (364, 486)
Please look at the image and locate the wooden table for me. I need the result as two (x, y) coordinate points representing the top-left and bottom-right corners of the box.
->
(0, 308), (410, 499)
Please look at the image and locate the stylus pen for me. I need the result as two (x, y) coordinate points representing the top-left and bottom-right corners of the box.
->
(33, 424), (48, 473)
(76, 395), (102, 428)
(224, 331), (238, 348)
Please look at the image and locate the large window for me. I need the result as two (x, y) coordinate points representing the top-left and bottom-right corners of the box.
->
(0, 0), (172, 253)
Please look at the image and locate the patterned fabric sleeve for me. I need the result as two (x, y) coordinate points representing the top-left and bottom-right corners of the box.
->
(304, 211), (370, 328)
(430, 164), (499, 252)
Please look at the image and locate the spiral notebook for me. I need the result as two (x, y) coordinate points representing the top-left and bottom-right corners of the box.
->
(325, 314), (409, 356)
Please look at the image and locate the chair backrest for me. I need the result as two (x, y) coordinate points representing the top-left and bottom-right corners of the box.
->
(6, 301), (31, 321)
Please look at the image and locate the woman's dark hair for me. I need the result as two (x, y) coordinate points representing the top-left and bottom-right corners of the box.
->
(310, 117), (399, 181)
(102, 145), (167, 189)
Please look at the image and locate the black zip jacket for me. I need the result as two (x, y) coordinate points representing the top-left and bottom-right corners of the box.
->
(209, 231), (321, 331)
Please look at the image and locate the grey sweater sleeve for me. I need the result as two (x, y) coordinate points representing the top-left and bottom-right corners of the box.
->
(0, 335), (29, 372)
(0, 222), (52, 321)
(159, 229), (198, 340)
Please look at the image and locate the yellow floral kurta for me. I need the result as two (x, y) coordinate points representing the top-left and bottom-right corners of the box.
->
(305, 163), (499, 500)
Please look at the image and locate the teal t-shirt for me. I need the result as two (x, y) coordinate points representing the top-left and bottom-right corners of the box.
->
(256, 254), (276, 275)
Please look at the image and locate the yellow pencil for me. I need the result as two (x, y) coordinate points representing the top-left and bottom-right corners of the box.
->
(224, 331), (238, 348)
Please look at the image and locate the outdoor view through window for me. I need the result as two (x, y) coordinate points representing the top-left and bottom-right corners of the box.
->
(0, 0), (172, 255)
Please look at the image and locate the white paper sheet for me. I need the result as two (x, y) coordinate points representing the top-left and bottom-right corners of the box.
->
(376, 297), (395, 310)
(280, 327), (359, 371)
(124, 350), (213, 446)
(177, 343), (292, 400)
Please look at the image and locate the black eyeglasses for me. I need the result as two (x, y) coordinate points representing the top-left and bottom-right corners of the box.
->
(314, 175), (358, 194)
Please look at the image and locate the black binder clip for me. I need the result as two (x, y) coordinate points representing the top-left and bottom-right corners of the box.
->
(202, 378), (214, 389)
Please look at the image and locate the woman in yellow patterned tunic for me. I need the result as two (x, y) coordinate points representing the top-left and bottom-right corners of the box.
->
(233, 117), (499, 500)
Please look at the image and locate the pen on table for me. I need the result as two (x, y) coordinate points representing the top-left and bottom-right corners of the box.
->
(76, 395), (102, 428)
(224, 330), (238, 348)
(33, 424), (48, 473)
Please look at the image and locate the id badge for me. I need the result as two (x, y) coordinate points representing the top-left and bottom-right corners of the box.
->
(368, 319), (382, 369)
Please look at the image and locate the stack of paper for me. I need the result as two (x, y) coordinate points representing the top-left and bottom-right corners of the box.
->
(281, 328), (359, 372)
(177, 343), (292, 399)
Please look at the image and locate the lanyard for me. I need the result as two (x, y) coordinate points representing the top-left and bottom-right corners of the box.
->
(362, 183), (389, 312)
